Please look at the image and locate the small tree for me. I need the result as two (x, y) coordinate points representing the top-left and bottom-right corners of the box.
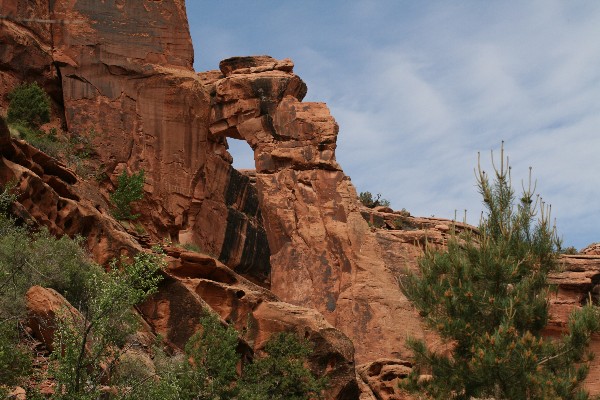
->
(359, 191), (391, 208)
(0, 181), (18, 215)
(239, 332), (326, 400)
(51, 251), (165, 397)
(7, 82), (51, 128)
(121, 322), (326, 400)
(401, 144), (600, 399)
(183, 313), (240, 399)
(110, 169), (145, 220)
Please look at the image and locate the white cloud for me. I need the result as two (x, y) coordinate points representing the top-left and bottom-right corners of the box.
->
(187, 1), (600, 249)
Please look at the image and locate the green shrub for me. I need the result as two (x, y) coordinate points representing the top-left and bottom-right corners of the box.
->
(240, 332), (326, 400)
(0, 215), (102, 393)
(184, 313), (240, 399)
(0, 321), (31, 389)
(51, 251), (165, 397)
(359, 191), (390, 208)
(121, 316), (326, 400)
(182, 243), (201, 252)
(0, 218), (99, 320)
(0, 181), (18, 215)
(562, 246), (578, 255)
(110, 169), (145, 220)
(0, 209), (169, 396)
(7, 82), (51, 128)
(401, 145), (600, 399)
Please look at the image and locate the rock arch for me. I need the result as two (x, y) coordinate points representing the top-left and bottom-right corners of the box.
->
(205, 56), (426, 363)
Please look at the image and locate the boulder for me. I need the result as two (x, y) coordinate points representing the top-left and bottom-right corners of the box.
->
(25, 286), (82, 352)
(356, 359), (414, 400)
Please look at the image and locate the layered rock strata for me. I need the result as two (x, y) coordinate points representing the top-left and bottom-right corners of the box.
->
(548, 254), (600, 394)
(139, 246), (359, 399)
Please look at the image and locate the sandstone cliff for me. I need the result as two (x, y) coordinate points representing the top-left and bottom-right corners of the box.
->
(2, 1), (600, 399)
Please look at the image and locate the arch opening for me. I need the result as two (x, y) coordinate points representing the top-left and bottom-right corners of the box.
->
(226, 137), (255, 171)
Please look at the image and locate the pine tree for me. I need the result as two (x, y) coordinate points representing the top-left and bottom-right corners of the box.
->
(401, 144), (600, 399)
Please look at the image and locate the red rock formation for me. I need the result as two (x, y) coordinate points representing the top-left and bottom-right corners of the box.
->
(1, 0), (270, 283)
(548, 254), (600, 394)
(206, 56), (457, 365)
(26, 285), (82, 352)
(5, 2), (600, 399)
(138, 245), (359, 400)
(357, 359), (414, 400)
(0, 1), (61, 114)
(0, 118), (140, 263)
(1, 0), (433, 368)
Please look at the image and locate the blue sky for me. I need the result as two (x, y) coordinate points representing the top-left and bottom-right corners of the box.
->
(186, 1), (600, 250)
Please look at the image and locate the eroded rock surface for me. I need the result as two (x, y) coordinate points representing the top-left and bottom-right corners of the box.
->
(206, 56), (461, 364)
(138, 245), (359, 400)
(1, 0), (270, 283)
(0, 118), (140, 263)
(4, 2), (600, 399)
(26, 286), (81, 352)
(357, 359), (414, 400)
(548, 254), (600, 394)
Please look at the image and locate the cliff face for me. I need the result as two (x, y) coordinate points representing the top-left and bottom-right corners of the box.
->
(2, 1), (600, 399)
(1, 0), (270, 282)
(1, 0), (430, 366)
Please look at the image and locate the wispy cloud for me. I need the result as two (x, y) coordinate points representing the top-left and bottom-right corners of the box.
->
(187, 0), (600, 249)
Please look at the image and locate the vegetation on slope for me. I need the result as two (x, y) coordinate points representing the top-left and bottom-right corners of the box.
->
(0, 86), (326, 399)
(0, 176), (325, 399)
(110, 169), (146, 221)
(359, 191), (391, 208)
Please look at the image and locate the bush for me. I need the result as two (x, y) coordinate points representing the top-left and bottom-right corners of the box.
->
(121, 316), (326, 400)
(401, 145), (600, 399)
(0, 181), (18, 215)
(359, 191), (390, 208)
(182, 243), (201, 252)
(0, 208), (166, 396)
(562, 246), (578, 255)
(240, 332), (326, 400)
(0, 322), (31, 389)
(0, 218), (99, 320)
(110, 169), (145, 220)
(0, 214), (102, 393)
(184, 313), (240, 399)
(7, 82), (51, 128)
(51, 251), (165, 397)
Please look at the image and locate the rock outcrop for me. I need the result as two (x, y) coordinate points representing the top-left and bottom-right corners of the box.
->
(548, 254), (600, 394)
(26, 285), (81, 352)
(4, 1), (600, 399)
(205, 55), (435, 365)
(139, 246), (359, 399)
(0, 118), (140, 263)
(357, 359), (413, 400)
(1, 0), (270, 283)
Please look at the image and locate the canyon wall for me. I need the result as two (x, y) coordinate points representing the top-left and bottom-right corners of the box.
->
(1, 0), (431, 365)
(1, 0), (270, 283)
(3, 1), (600, 399)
